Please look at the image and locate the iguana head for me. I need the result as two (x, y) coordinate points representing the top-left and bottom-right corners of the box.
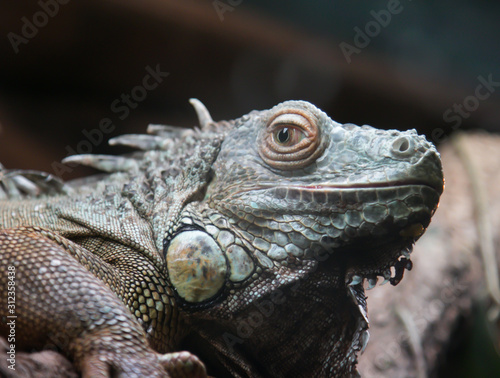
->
(163, 100), (444, 376)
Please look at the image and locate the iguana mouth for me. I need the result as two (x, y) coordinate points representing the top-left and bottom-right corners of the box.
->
(226, 181), (443, 202)
(296, 180), (443, 194)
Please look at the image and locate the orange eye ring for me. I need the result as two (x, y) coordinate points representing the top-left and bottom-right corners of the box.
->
(259, 110), (324, 170)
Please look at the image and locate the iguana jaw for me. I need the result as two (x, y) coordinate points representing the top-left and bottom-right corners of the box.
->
(215, 182), (440, 262)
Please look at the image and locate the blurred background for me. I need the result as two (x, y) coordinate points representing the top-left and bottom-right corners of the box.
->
(0, 0), (499, 375)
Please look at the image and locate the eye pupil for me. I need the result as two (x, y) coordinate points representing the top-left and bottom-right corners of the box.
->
(276, 128), (290, 144)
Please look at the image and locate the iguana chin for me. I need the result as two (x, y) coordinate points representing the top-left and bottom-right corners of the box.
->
(0, 99), (443, 377)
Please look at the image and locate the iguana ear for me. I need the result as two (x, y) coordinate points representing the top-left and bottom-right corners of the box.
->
(165, 230), (227, 304)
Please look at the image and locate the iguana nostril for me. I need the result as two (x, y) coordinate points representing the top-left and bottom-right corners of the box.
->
(391, 136), (413, 156)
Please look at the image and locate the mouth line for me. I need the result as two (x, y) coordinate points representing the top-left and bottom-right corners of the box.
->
(227, 180), (442, 198)
(283, 179), (442, 193)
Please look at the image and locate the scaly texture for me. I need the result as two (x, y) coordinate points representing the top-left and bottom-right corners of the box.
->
(0, 100), (443, 377)
(359, 133), (500, 377)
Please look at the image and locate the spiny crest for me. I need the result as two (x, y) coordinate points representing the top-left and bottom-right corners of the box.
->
(1, 100), (229, 200)
(189, 98), (214, 131)
(61, 99), (227, 174)
(0, 168), (68, 198)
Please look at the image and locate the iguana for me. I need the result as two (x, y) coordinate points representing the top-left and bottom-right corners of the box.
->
(0, 99), (443, 377)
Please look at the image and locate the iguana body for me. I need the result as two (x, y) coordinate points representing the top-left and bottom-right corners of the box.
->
(0, 100), (443, 377)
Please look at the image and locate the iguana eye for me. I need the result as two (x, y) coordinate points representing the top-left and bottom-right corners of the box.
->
(260, 111), (324, 170)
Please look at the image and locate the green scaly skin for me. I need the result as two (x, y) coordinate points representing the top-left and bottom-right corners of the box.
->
(0, 100), (443, 377)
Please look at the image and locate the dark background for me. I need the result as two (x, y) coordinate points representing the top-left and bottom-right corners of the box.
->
(1, 0), (499, 375)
